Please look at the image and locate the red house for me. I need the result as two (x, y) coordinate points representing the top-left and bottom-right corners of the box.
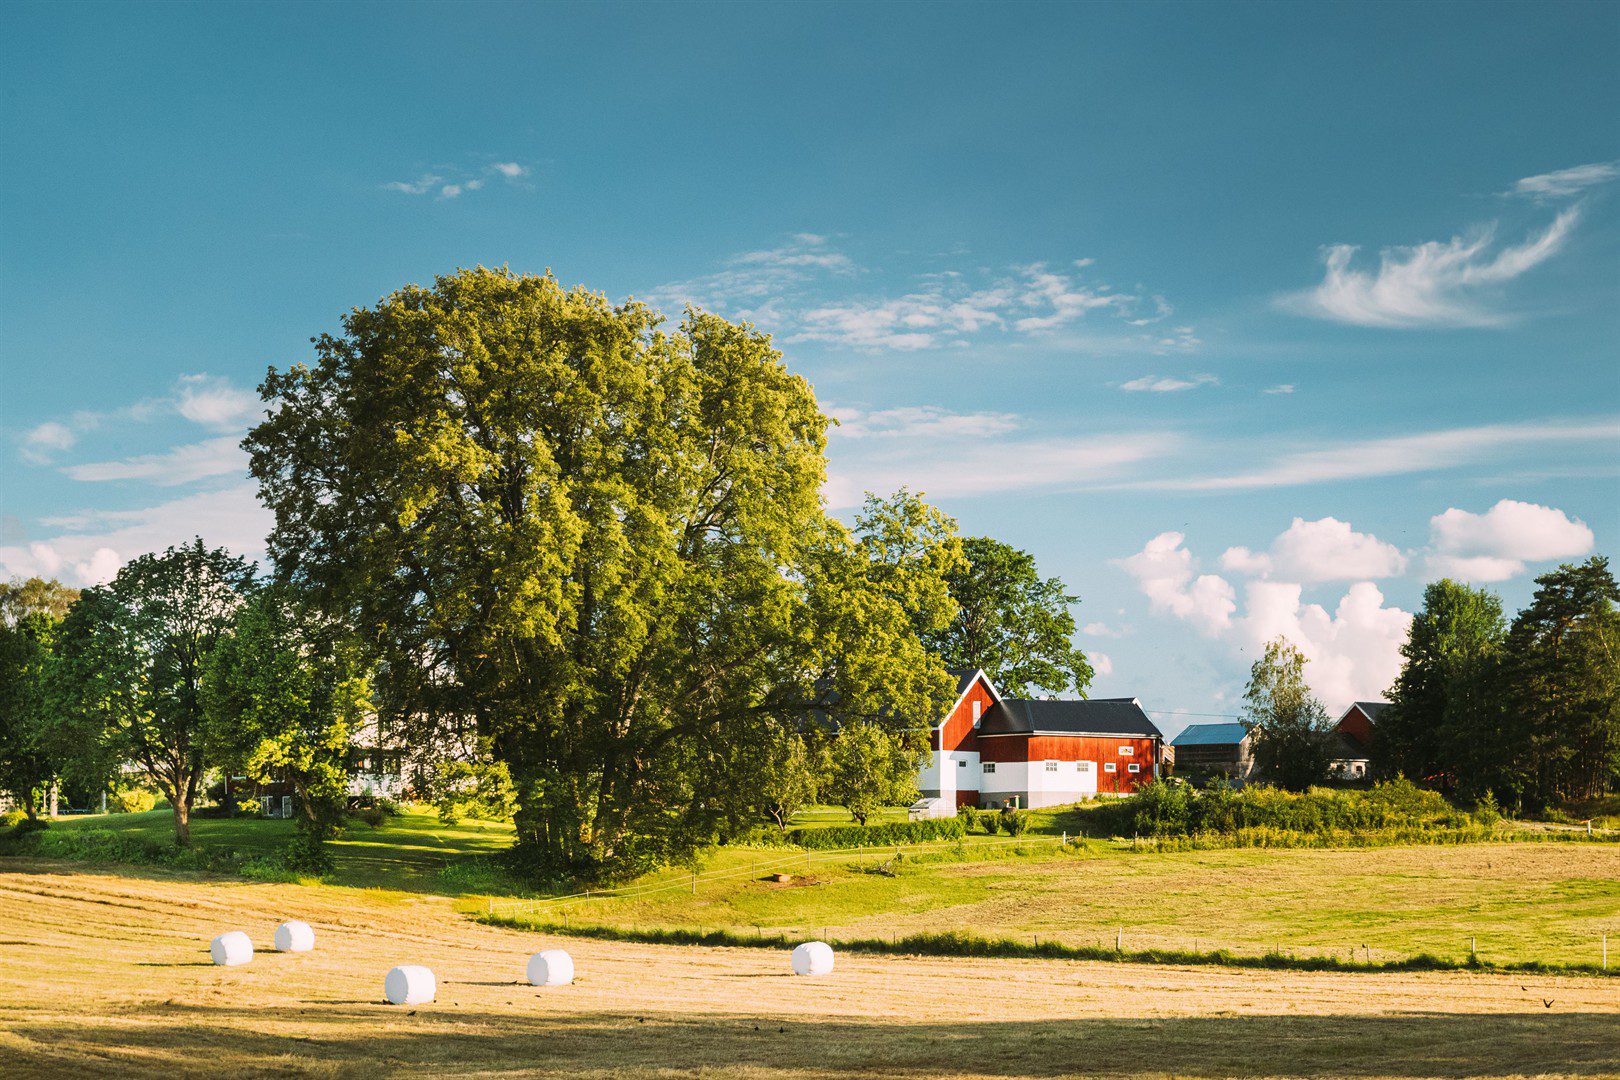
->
(917, 669), (1164, 814)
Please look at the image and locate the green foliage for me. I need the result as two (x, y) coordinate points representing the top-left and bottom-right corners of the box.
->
(245, 269), (957, 880)
(1244, 638), (1333, 791)
(999, 808), (1030, 836)
(1375, 579), (1506, 788)
(108, 786), (158, 814)
(821, 722), (920, 826)
(0, 609), (61, 819)
(52, 540), (254, 846)
(204, 586), (371, 857)
(784, 816), (966, 849)
(0, 578), (80, 623)
(755, 733), (818, 831)
(429, 759), (518, 824)
(925, 535), (1093, 697)
(1, 808), (28, 828)
(1120, 778), (1481, 838)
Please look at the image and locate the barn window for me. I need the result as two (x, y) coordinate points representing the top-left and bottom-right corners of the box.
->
(958, 759), (967, 767)
(1103, 762), (1117, 773)
(1127, 763), (1140, 774)
(972, 700), (982, 727)
(1044, 761), (1058, 773)
(1119, 746), (1134, 756)
(982, 762), (996, 774)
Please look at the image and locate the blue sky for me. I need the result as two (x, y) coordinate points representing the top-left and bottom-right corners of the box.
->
(3, 1), (1617, 731)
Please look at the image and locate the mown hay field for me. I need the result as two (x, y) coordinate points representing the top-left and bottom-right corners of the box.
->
(2, 859), (1618, 1079)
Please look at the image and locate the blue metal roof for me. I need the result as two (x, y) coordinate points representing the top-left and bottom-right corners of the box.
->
(1171, 722), (1249, 746)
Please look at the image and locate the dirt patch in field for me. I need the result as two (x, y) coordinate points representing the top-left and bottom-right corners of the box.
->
(2, 858), (1617, 1078)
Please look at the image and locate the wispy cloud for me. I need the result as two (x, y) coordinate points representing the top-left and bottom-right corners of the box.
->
(647, 242), (1189, 352)
(1262, 384), (1296, 395)
(1119, 374), (1218, 393)
(20, 422), (76, 464)
(175, 374), (259, 430)
(1119, 416), (1620, 492)
(1283, 208), (1580, 328)
(830, 405), (1019, 440)
(62, 436), (247, 486)
(384, 160), (531, 200)
(1508, 160), (1620, 201)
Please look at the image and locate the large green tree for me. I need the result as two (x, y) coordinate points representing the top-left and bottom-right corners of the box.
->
(204, 587), (372, 866)
(924, 535), (1093, 697)
(244, 268), (957, 879)
(1243, 637), (1333, 791)
(54, 540), (253, 845)
(1498, 557), (1620, 808)
(0, 578), (80, 818)
(1374, 579), (1507, 790)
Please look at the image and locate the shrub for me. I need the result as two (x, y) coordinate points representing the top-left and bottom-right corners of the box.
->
(1118, 778), (1490, 839)
(785, 817), (966, 850)
(351, 806), (386, 828)
(1000, 809), (1030, 836)
(108, 786), (158, 814)
(1, 809), (27, 829)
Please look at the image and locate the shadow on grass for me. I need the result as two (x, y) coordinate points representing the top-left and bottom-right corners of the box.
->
(5, 1004), (1618, 1078)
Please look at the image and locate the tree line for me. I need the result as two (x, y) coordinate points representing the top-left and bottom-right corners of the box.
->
(0, 265), (1096, 881)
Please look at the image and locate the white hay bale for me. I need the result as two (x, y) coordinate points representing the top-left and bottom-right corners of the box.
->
(384, 964), (436, 1006)
(209, 931), (253, 967)
(526, 949), (574, 987)
(274, 920), (315, 953)
(790, 940), (834, 976)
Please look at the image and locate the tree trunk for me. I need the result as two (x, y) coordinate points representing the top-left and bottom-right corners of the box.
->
(22, 788), (37, 820)
(172, 793), (191, 847)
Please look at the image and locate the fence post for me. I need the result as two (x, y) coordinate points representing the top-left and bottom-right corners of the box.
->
(1116, 927), (1123, 952)
(1604, 933), (1608, 970)
(691, 871), (697, 895)
(1470, 936), (1477, 962)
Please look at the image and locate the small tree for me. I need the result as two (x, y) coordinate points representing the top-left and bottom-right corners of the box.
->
(54, 540), (253, 846)
(427, 757), (517, 825)
(205, 587), (371, 866)
(1243, 637), (1333, 791)
(822, 723), (919, 825)
(756, 732), (818, 831)
(0, 612), (58, 819)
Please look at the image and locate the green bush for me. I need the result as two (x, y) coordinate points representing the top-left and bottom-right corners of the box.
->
(785, 817), (966, 849)
(351, 806), (386, 828)
(108, 786), (158, 814)
(1118, 778), (1488, 839)
(1000, 809), (1031, 836)
(1, 809), (27, 829)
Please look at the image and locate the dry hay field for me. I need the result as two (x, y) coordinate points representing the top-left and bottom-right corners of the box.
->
(2, 859), (1619, 1079)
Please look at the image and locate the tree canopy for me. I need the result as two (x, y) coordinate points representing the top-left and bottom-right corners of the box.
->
(924, 535), (1093, 697)
(244, 268), (957, 878)
(1243, 637), (1332, 791)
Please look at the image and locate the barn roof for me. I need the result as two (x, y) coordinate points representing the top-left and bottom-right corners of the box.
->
(1171, 722), (1250, 747)
(980, 697), (1161, 739)
(1350, 700), (1389, 721)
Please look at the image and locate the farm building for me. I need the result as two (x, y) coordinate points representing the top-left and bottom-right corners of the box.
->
(1169, 722), (1253, 780)
(915, 669), (1163, 815)
(1327, 701), (1383, 780)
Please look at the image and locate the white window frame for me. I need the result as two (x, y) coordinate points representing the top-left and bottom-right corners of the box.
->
(1127, 763), (1141, 774)
(972, 700), (982, 727)
(1103, 762), (1117, 773)
(1044, 760), (1058, 773)
(982, 761), (996, 774)
(1119, 745), (1134, 756)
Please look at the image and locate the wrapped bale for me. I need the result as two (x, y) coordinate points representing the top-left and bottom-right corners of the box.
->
(209, 931), (253, 967)
(385, 964), (436, 1006)
(790, 940), (834, 976)
(274, 920), (316, 953)
(526, 949), (574, 987)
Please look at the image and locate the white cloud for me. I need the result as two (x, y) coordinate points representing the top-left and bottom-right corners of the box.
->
(384, 173), (443, 196)
(1115, 532), (1237, 636)
(1119, 374), (1218, 393)
(1284, 207), (1579, 328)
(1509, 161), (1620, 201)
(1091, 651), (1114, 677)
(176, 374), (258, 430)
(825, 410), (1179, 509)
(1121, 531), (1410, 710)
(1426, 499), (1594, 582)
(21, 422), (76, 463)
(831, 405), (1019, 440)
(1262, 384), (1296, 395)
(1126, 416), (1620, 492)
(1229, 517), (1408, 583)
(63, 436), (247, 486)
(0, 483), (270, 587)
(386, 161), (527, 198)
(1237, 580), (1410, 710)
(1081, 621), (1125, 638)
(490, 162), (528, 179)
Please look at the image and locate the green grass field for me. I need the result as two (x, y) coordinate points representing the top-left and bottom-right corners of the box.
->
(22, 803), (1620, 971)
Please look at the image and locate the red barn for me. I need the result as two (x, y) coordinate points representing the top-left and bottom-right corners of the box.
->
(918, 669), (1163, 813)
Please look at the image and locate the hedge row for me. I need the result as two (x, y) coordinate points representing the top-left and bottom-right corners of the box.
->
(780, 817), (967, 850)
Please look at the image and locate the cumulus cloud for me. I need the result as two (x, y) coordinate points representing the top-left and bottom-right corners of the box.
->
(1115, 532), (1237, 636)
(1090, 651), (1114, 677)
(1284, 207), (1579, 328)
(1509, 161), (1620, 201)
(63, 437), (247, 486)
(1220, 517), (1407, 583)
(1121, 531), (1411, 710)
(490, 162), (529, 179)
(1119, 374), (1218, 393)
(1426, 499), (1594, 582)
(0, 483), (270, 587)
